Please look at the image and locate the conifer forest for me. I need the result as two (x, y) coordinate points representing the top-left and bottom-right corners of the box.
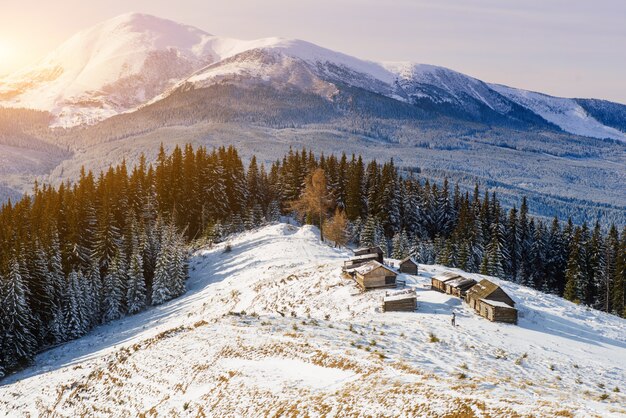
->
(0, 144), (625, 377)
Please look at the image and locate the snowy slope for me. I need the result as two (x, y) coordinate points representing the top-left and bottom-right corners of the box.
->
(1, 223), (624, 417)
(491, 84), (626, 141)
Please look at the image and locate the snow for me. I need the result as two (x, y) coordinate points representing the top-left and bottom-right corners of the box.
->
(1, 12), (625, 142)
(219, 357), (355, 391)
(1, 223), (624, 416)
(491, 84), (626, 142)
(480, 299), (515, 309)
(383, 291), (416, 303)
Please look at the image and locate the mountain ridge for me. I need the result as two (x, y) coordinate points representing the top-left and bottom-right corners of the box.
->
(1, 12), (625, 142)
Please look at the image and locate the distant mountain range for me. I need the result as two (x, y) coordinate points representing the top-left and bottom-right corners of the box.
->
(1, 12), (625, 141)
(0, 13), (625, 226)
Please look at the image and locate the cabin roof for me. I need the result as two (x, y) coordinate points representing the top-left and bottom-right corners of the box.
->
(350, 253), (381, 262)
(399, 257), (417, 265)
(432, 272), (462, 282)
(354, 260), (396, 276)
(383, 289), (416, 302)
(446, 277), (476, 289)
(353, 246), (383, 254)
(480, 298), (515, 309)
(467, 279), (505, 300)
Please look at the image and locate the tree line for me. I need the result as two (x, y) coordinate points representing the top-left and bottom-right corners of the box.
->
(1, 144), (625, 378)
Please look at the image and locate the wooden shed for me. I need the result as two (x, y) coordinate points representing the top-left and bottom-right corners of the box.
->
(343, 253), (381, 272)
(431, 272), (462, 292)
(465, 279), (515, 311)
(479, 299), (518, 324)
(354, 261), (398, 290)
(382, 289), (417, 312)
(352, 246), (384, 263)
(398, 257), (418, 275)
(444, 277), (477, 298)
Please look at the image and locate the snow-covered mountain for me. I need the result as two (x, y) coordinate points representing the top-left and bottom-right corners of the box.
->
(1, 223), (624, 416)
(1, 12), (625, 142)
(0, 13), (218, 127)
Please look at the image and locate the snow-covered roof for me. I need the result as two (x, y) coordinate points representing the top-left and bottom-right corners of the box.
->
(384, 293), (416, 303)
(445, 277), (476, 288)
(431, 272), (461, 282)
(350, 253), (381, 262)
(354, 261), (396, 276)
(353, 246), (383, 254)
(480, 299), (515, 309)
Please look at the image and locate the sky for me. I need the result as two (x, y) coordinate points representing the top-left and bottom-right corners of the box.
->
(0, 0), (625, 103)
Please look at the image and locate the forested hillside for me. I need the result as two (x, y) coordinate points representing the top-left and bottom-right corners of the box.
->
(1, 144), (625, 378)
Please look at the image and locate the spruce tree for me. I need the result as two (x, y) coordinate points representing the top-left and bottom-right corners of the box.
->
(0, 259), (36, 368)
(102, 252), (125, 322)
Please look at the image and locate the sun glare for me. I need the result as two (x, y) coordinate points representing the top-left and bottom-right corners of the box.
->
(0, 39), (15, 73)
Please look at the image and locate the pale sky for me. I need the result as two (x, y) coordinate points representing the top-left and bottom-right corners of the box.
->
(1, 0), (625, 103)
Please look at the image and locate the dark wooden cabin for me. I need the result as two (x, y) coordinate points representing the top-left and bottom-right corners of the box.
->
(352, 246), (384, 263)
(398, 257), (418, 275)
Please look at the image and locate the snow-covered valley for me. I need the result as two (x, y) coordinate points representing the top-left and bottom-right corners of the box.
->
(1, 223), (624, 417)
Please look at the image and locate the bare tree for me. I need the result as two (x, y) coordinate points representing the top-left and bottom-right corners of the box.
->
(289, 168), (333, 241)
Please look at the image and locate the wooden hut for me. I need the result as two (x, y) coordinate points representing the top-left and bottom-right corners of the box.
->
(354, 261), (398, 290)
(343, 253), (382, 272)
(352, 246), (384, 263)
(444, 277), (477, 298)
(398, 257), (418, 275)
(478, 299), (518, 324)
(431, 272), (462, 292)
(382, 289), (417, 312)
(465, 279), (517, 324)
(465, 279), (515, 310)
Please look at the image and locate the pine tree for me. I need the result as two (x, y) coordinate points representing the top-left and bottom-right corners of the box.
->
(102, 252), (125, 322)
(64, 270), (86, 339)
(612, 228), (626, 317)
(564, 229), (584, 304)
(359, 216), (377, 247)
(127, 242), (147, 315)
(0, 259), (36, 368)
(152, 234), (174, 306)
(391, 230), (410, 259)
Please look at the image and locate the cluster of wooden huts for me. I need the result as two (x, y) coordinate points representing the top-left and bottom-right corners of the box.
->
(431, 272), (518, 324)
(343, 247), (419, 312)
(342, 247), (517, 324)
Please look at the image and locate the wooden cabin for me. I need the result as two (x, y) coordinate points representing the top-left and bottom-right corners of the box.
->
(398, 257), (418, 275)
(354, 261), (398, 290)
(352, 246), (384, 263)
(465, 279), (517, 324)
(431, 272), (462, 292)
(444, 277), (477, 298)
(343, 253), (381, 272)
(479, 299), (518, 324)
(382, 289), (417, 312)
(465, 279), (515, 310)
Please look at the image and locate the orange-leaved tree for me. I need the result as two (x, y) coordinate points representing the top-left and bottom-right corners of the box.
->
(325, 208), (348, 247)
(289, 168), (333, 241)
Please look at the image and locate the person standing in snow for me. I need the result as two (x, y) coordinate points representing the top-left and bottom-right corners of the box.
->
(451, 312), (456, 327)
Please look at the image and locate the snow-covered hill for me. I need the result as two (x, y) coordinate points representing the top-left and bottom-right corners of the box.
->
(1, 223), (624, 417)
(1, 13), (625, 141)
